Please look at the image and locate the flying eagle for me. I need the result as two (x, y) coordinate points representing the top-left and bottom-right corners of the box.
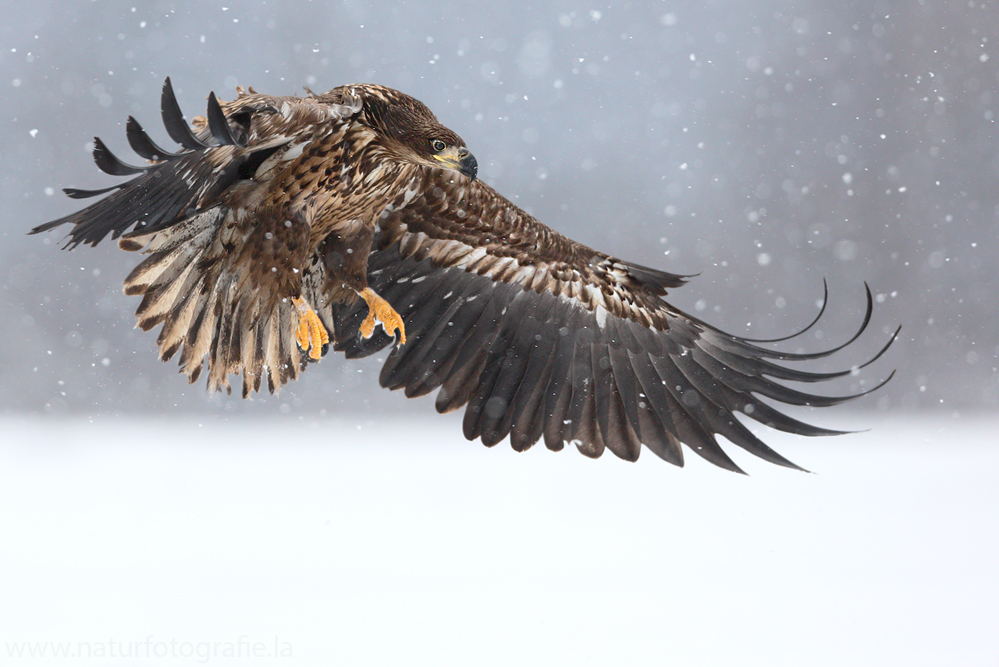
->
(31, 78), (897, 472)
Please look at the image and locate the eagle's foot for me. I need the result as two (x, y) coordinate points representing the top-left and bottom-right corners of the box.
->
(358, 287), (407, 347)
(292, 297), (330, 361)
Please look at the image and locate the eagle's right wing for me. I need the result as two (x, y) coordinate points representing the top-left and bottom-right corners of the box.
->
(333, 172), (898, 472)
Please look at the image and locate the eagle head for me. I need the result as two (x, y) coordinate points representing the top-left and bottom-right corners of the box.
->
(350, 84), (478, 181)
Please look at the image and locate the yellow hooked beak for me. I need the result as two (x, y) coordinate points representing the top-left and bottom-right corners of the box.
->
(433, 146), (478, 181)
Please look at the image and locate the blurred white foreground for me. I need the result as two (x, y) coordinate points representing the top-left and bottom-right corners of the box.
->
(1, 413), (996, 666)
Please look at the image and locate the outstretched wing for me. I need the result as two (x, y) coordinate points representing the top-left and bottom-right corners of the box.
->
(333, 172), (897, 472)
(30, 78), (356, 248)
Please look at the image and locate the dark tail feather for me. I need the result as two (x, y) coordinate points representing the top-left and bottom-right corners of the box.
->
(122, 211), (310, 396)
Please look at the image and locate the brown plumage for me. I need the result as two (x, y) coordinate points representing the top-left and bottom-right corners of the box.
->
(31, 78), (897, 472)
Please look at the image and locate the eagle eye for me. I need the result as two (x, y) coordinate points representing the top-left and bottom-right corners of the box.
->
(431, 139), (447, 152)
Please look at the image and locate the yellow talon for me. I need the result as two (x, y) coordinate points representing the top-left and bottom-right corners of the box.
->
(358, 287), (406, 346)
(292, 297), (329, 360)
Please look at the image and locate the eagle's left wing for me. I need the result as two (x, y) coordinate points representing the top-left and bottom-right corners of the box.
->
(31, 79), (364, 396)
(333, 172), (896, 472)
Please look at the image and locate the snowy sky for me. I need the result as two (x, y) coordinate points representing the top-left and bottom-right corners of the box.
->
(1, 0), (996, 419)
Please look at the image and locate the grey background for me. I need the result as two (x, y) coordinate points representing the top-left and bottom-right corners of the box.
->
(1, 0), (995, 418)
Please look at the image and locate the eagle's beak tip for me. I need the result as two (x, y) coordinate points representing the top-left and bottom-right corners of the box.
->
(459, 151), (478, 181)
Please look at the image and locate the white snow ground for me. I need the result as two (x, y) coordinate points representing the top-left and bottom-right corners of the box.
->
(1, 413), (996, 666)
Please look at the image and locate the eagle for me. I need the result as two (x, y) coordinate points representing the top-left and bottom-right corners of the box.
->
(31, 78), (897, 472)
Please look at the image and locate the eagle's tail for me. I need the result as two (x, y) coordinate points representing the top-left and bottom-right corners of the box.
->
(119, 211), (324, 397)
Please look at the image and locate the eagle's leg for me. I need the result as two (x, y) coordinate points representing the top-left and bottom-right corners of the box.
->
(315, 220), (405, 346)
(292, 296), (330, 360)
(358, 287), (407, 346)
